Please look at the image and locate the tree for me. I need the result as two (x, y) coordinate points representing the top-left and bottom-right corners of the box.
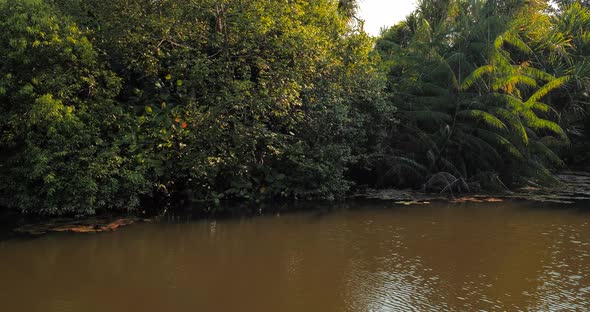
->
(0, 0), (149, 215)
(374, 0), (572, 189)
(51, 0), (385, 204)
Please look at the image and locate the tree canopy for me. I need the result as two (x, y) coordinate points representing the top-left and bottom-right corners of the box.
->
(0, 0), (588, 216)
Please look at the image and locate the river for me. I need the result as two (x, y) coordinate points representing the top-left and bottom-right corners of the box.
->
(1, 200), (590, 311)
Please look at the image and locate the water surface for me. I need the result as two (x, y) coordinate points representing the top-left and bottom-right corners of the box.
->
(1, 201), (590, 311)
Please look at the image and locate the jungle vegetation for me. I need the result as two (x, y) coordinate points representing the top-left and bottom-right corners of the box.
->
(0, 0), (588, 216)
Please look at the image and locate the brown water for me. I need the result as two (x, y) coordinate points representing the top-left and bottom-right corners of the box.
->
(1, 201), (590, 311)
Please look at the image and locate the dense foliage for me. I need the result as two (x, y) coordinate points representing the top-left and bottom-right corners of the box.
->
(374, 0), (590, 191)
(0, 0), (149, 215)
(0, 0), (588, 216)
(0, 0), (384, 215)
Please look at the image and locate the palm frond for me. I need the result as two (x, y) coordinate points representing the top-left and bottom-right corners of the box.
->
(491, 107), (529, 145)
(461, 65), (494, 90)
(492, 75), (537, 92)
(520, 110), (569, 141)
(401, 110), (453, 123)
(502, 31), (534, 55)
(457, 109), (507, 130)
(476, 129), (524, 160)
(530, 141), (565, 167)
(525, 76), (571, 106)
(522, 67), (555, 82)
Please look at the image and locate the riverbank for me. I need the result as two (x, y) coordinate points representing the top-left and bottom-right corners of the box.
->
(356, 171), (590, 205)
(4, 171), (589, 237)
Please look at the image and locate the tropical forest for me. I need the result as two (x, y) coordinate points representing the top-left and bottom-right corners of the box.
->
(0, 0), (588, 216)
(1, 1), (590, 310)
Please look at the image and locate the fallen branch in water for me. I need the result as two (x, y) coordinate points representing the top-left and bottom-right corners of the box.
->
(14, 217), (149, 235)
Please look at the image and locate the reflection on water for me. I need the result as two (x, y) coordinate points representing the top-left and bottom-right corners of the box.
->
(1, 201), (590, 311)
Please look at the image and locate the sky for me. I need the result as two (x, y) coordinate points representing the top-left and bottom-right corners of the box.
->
(358, 0), (418, 36)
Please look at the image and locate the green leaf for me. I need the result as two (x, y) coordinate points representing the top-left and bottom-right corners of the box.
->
(457, 109), (507, 130)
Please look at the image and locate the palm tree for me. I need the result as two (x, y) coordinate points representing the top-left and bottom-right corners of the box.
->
(374, 0), (570, 190)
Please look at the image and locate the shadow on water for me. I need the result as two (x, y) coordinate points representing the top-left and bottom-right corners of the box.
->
(0, 210), (24, 241)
